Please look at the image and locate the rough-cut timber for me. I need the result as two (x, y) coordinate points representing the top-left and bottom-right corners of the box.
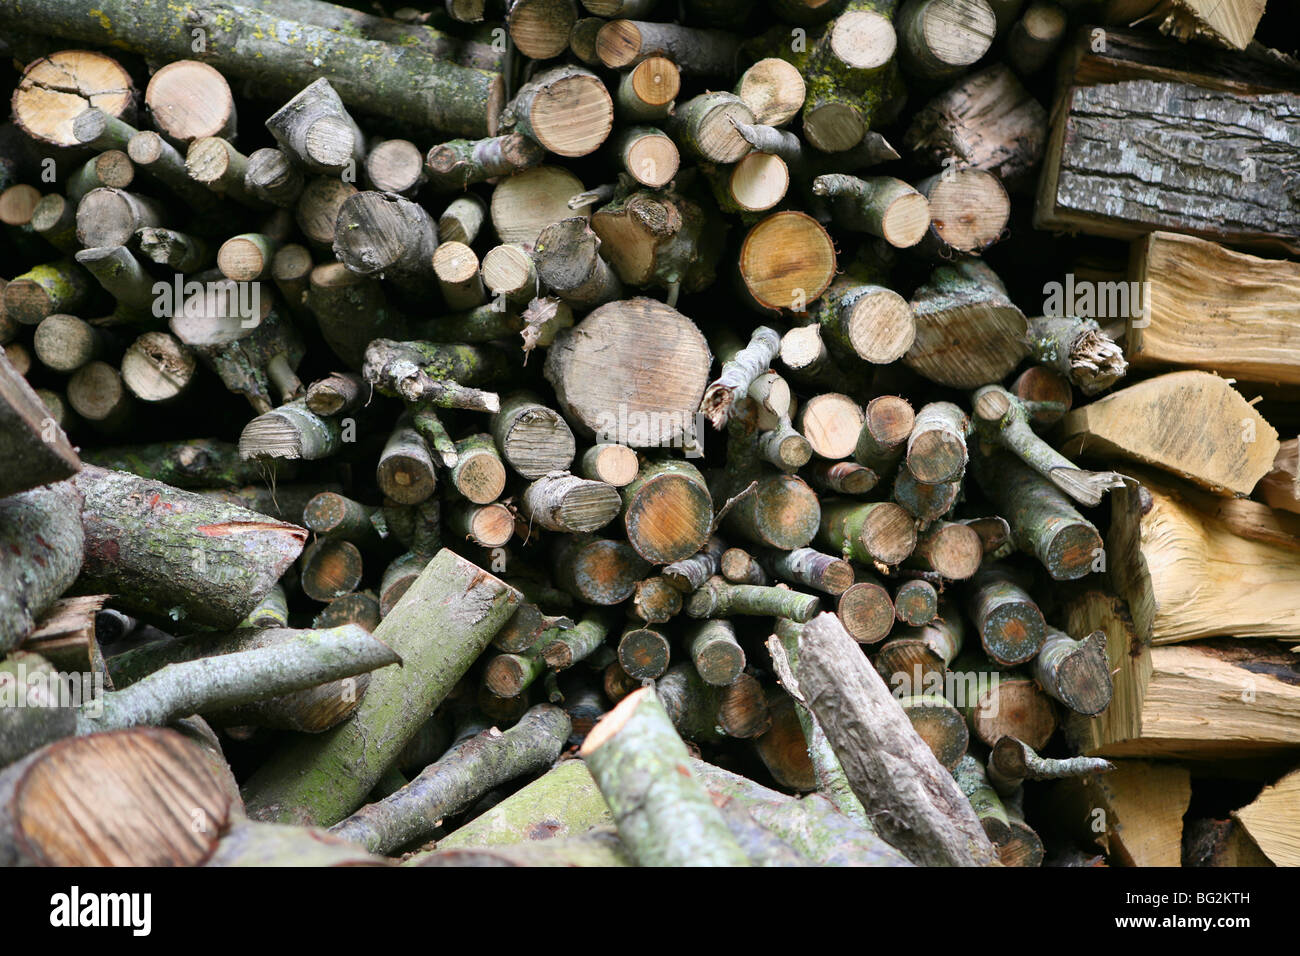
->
(0, 0), (506, 138)
(794, 612), (998, 866)
(1036, 78), (1300, 254)
(580, 688), (751, 866)
(72, 466), (305, 629)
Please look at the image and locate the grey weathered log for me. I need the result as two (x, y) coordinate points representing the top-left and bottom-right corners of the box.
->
(794, 611), (999, 866)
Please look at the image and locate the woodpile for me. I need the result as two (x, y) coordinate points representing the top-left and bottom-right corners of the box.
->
(0, 0), (1295, 870)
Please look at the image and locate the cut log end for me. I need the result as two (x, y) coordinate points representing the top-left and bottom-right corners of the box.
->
(740, 212), (837, 312)
(3, 728), (232, 866)
(838, 581), (896, 643)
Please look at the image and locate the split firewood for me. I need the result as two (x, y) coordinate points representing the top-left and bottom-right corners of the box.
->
(1258, 439), (1300, 516)
(1231, 767), (1300, 867)
(1184, 817), (1273, 868)
(1109, 474), (1300, 644)
(1061, 371), (1277, 497)
(1049, 760), (1191, 867)
(1129, 232), (1300, 385)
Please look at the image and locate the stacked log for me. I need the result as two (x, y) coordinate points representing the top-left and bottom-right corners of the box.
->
(0, 0), (1295, 871)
